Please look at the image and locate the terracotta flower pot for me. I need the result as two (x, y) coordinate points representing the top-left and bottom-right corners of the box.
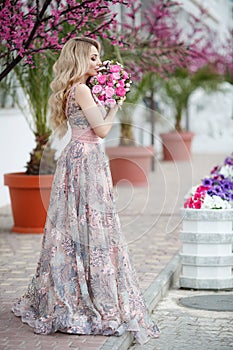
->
(105, 146), (154, 186)
(160, 131), (194, 161)
(4, 172), (53, 234)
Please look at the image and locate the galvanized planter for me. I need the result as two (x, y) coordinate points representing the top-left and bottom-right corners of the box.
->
(179, 208), (233, 290)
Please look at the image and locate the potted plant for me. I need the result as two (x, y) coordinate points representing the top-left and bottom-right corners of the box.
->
(179, 154), (233, 289)
(4, 51), (57, 233)
(159, 65), (224, 161)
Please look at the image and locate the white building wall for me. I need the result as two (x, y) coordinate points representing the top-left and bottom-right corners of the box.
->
(0, 108), (35, 207)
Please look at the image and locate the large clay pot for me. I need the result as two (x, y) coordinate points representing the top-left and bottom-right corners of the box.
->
(105, 146), (154, 186)
(160, 131), (194, 161)
(4, 172), (53, 234)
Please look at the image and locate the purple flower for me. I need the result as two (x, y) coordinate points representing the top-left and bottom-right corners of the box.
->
(186, 153), (233, 209)
(207, 189), (214, 196)
(213, 185), (222, 194)
(224, 155), (233, 166)
(222, 182), (230, 190)
(202, 178), (212, 186)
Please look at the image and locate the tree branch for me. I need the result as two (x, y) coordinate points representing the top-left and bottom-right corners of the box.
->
(0, 0), (52, 81)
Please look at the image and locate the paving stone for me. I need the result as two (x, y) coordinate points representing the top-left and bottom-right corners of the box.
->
(129, 288), (233, 350)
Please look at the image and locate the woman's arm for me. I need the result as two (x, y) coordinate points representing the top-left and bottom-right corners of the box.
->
(74, 84), (118, 138)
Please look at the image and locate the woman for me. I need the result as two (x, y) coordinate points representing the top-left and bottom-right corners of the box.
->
(12, 37), (160, 344)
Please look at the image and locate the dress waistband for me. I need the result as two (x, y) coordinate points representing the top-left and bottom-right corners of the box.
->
(71, 128), (99, 143)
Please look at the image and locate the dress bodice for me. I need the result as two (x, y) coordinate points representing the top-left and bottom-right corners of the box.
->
(65, 83), (105, 143)
(65, 83), (91, 130)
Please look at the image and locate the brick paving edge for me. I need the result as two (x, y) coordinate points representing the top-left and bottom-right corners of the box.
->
(100, 252), (182, 350)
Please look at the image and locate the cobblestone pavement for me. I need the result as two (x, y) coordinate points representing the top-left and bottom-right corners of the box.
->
(129, 287), (233, 350)
(0, 154), (229, 350)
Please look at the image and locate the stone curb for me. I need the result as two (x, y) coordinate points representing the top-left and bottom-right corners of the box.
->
(100, 252), (181, 350)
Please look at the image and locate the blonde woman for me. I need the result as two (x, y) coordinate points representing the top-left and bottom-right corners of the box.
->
(12, 37), (160, 344)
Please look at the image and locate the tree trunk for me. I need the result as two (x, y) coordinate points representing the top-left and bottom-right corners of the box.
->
(120, 123), (135, 146)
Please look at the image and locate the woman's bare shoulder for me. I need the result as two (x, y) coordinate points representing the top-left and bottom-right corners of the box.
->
(75, 83), (91, 94)
(74, 83), (96, 107)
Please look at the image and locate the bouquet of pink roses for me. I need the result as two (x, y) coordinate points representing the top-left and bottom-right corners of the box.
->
(88, 60), (132, 108)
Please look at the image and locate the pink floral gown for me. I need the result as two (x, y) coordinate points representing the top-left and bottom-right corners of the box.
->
(12, 83), (160, 345)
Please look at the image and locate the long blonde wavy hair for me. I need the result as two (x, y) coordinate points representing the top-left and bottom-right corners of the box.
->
(49, 37), (101, 137)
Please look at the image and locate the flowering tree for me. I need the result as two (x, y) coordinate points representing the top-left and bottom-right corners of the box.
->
(120, 0), (232, 78)
(0, 0), (132, 81)
(115, 0), (232, 135)
(182, 6), (233, 78)
(118, 0), (192, 78)
(0, 0), (135, 174)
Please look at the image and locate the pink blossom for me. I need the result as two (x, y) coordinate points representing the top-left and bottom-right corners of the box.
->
(0, 0), (133, 81)
(98, 95), (105, 101)
(118, 79), (125, 87)
(88, 60), (132, 109)
(194, 193), (202, 200)
(123, 71), (129, 79)
(193, 200), (202, 209)
(111, 72), (120, 80)
(184, 197), (193, 208)
(110, 65), (121, 73)
(106, 98), (116, 107)
(97, 75), (107, 84)
(115, 87), (126, 97)
(105, 87), (115, 98)
(196, 185), (209, 193)
(92, 85), (102, 94)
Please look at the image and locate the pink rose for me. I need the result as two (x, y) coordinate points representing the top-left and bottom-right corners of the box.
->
(116, 86), (126, 97)
(92, 85), (102, 94)
(107, 82), (114, 87)
(106, 98), (116, 107)
(118, 79), (125, 87)
(105, 87), (115, 98)
(98, 94), (105, 101)
(97, 75), (107, 84)
(110, 65), (121, 73)
(111, 72), (120, 80)
(123, 71), (129, 79)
